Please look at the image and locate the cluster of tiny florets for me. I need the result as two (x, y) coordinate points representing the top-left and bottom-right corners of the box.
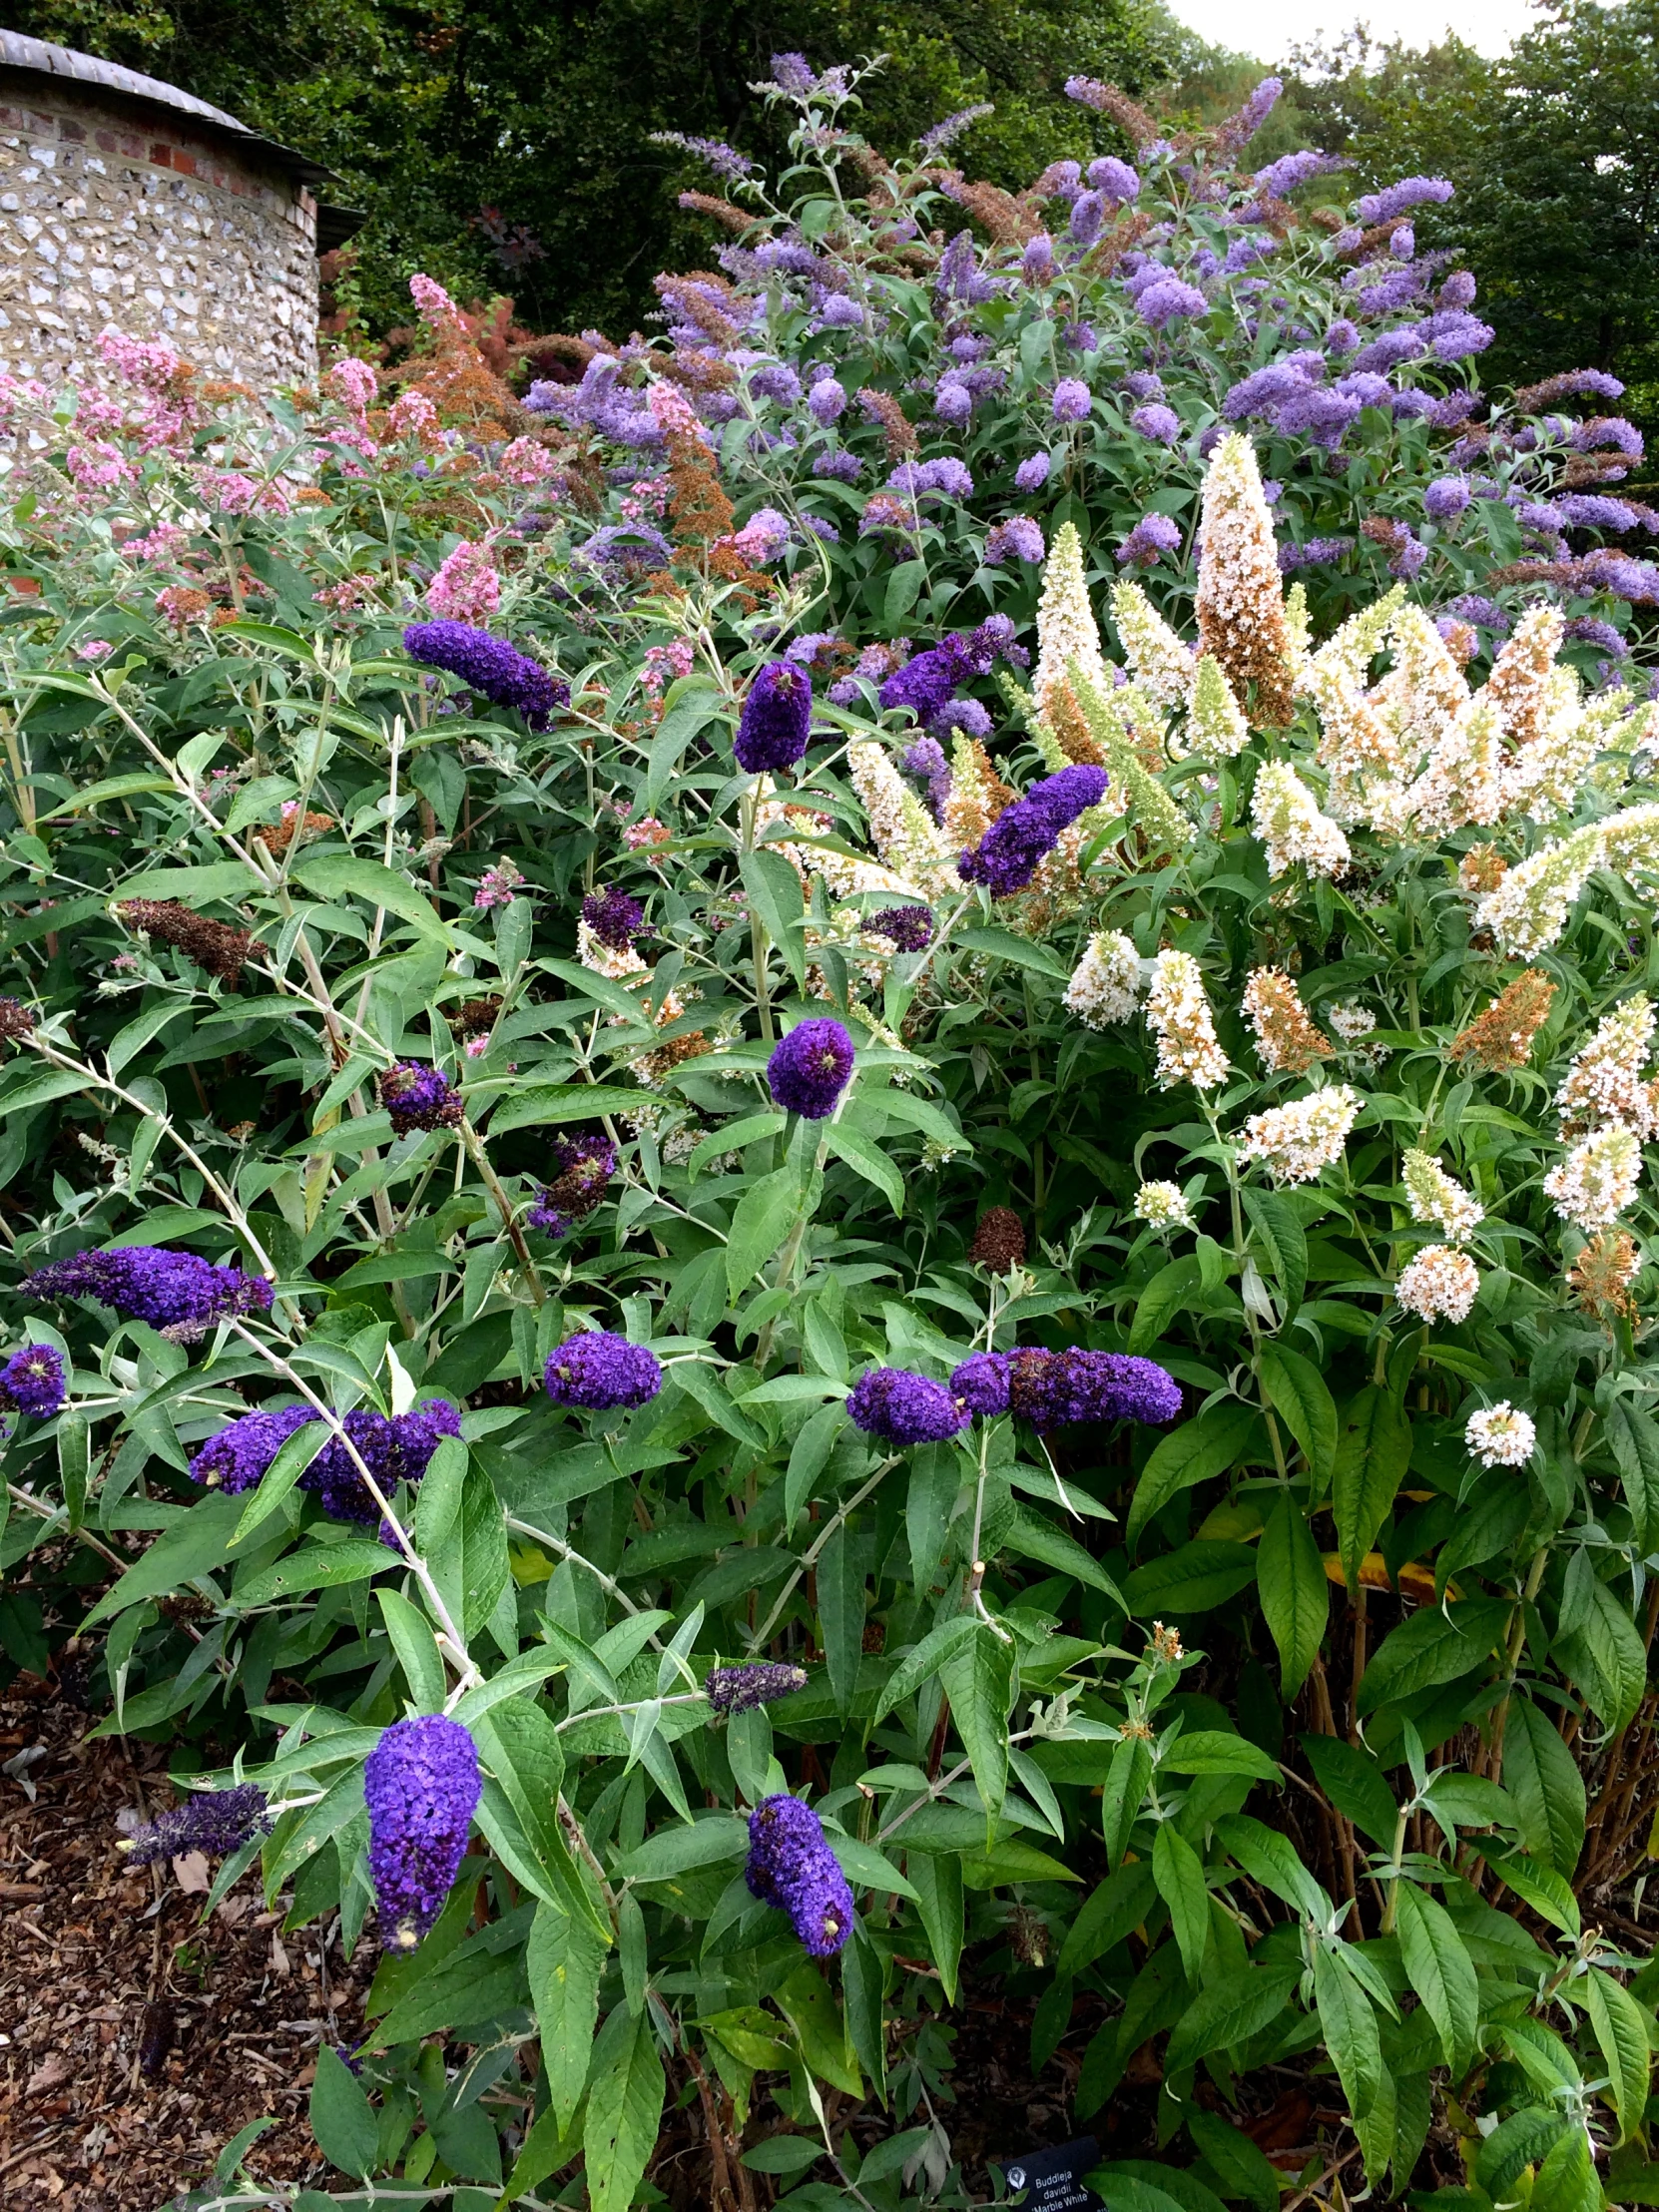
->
(1544, 1125), (1642, 1232)
(1395, 1245), (1480, 1325)
(1134, 1180), (1194, 1231)
(1146, 949), (1231, 1091)
(1238, 1086), (1361, 1184)
(1464, 1401), (1537, 1467)
(1243, 967), (1331, 1075)
(745, 1794), (854, 1956)
(544, 1332), (664, 1410)
(364, 1716), (482, 1949)
(23, 1246), (273, 1339)
(1401, 1148), (1483, 1244)
(1064, 930), (1143, 1029)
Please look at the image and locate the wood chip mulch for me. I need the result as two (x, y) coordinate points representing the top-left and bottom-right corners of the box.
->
(0, 1685), (372, 2210)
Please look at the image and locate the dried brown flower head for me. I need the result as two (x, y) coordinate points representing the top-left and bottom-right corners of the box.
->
(855, 386), (918, 462)
(970, 1206), (1026, 1272)
(1242, 967), (1332, 1075)
(0, 996), (35, 1042)
(449, 995), (503, 1037)
(1008, 1904), (1048, 1968)
(1458, 847), (1507, 897)
(1568, 1230), (1640, 1323)
(1046, 679), (1108, 767)
(675, 190), (753, 234)
(116, 898), (262, 986)
(259, 808), (334, 857)
(1448, 969), (1556, 1071)
(940, 175), (1038, 248)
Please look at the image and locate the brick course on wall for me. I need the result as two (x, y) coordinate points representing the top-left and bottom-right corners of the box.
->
(0, 74), (318, 391)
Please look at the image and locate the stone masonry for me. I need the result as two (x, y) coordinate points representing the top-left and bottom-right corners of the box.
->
(0, 71), (320, 391)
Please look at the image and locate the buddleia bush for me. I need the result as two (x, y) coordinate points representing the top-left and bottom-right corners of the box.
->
(2, 61), (1659, 2212)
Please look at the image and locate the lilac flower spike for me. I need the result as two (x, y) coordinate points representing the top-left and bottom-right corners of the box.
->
(402, 621), (565, 732)
(544, 1332), (663, 1409)
(23, 1247), (274, 1335)
(769, 1019), (855, 1118)
(847, 1367), (967, 1444)
(364, 1716), (482, 1949)
(302, 1400), (462, 1525)
(746, 1794), (855, 1956)
(1007, 1348), (1181, 1432)
(527, 1132), (618, 1239)
(867, 905), (933, 952)
(958, 765), (1108, 898)
(582, 887), (645, 949)
(735, 662), (813, 773)
(0, 1344), (65, 1416)
(707, 1662), (810, 1713)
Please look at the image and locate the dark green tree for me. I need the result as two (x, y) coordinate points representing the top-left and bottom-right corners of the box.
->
(10, 0), (1199, 335)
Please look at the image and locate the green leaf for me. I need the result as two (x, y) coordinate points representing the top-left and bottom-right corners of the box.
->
(1479, 1847), (1581, 1935)
(1356, 1599), (1508, 1716)
(787, 1403), (845, 1525)
(1214, 1815), (1325, 1919)
(376, 1587), (447, 1715)
(1300, 1734), (1397, 1848)
(1606, 1399), (1659, 1552)
(232, 1539), (393, 1606)
(611, 1816), (749, 1882)
(741, 846), (807, 990)
(1502, 1698), (1586, 1875)
(1057, 1861), (1159, 1979)
(1152, 1822), (1210, 1982)
(725, 1167), (803, 1301)
(1256, 1343), (1339, 1480)
(1128, 1400), (1259, 1551)
(1332, 1385), (1411, 1591)
(873, 1615), (980, 1723)
(743, 2136), (823, 2175)
(292, 854), (447, 940)
(35, 773), (175, 820)
(1554, 1566), (1648, 1731)
(582, 2003), (665, 2212)
(1313, 1945), (1382, 2123)
(58, 1412), (88, 1532)
(646, 680), (723, 817)
(883, 557), (926, 628)
(1158, 1730), (1281, 1782)
(309, 2044), (377, 2180)
(818, 1520), (866, 1717)
(1187, 2108), (1284, 2212)
(1394, 1881), (1478, 2075)
(81, 1492), (244, 1628)
(1002, 1504), (1118, 1596)
(1476, 2107), (1572, 2201)
(955, 926), (1071, 980)
(488, 1083), (666, 1136)
(1533, 2123), (1600, 2212)
(231, 1418), (329, 1547)
(528, 1898), (607, 2134)
(1128, 1254), (1203, 1357)
(1583, 1966), (1651, 2143)
(824, 1121), (904, 1213)
(939, 1621), (1015, 1831)
(1165, 1962), (1301, 2074)
(1123, 1540), (1258, 1616)
(909, 1852), (963, 2003)
(827, 1831), (917, 1901)
(121, 860), (265, 904)
(1101, 1733), (1153, 1871)
(1242, 1187), (1308, 1321)
(1257, 1495), (1327, 1699)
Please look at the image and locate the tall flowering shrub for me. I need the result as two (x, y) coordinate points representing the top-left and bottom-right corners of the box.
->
(0, 62), (1657, 2212)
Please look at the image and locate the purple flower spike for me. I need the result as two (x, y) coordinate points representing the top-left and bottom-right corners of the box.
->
(768, 1019), (855, 1118)
(950, 1352), (1010, 1417)
(867, 905), (933, 952)
(301, 1400), (461, 1525)
(1052, 378), (1092, 422)
(402, 621), (565, 732)
(847, 1367), (967, 1444)
(190, 1402), (317, 1494)
(582, 887), (645, 949)
(527, 1131), (618, 1239)
(735, 662), (813, 774)
(119, 1783), (271, 1867)
(23, 1247), (274, 1338)
(746, 1794), (855, 1956)
(958, 765), (1108, 898)
(0, 1344), (65, 1417)
(365, 1716), (482, 1950)
(381, 1062), (465, 1137)
(1007, 1348), (1181, 1432)
(544, 1332), (663, 1410)
(707, 1662), (810, 1713)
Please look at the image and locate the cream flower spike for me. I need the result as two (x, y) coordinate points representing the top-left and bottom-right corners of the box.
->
(1196, 431), (1293, 728)
(1110, 578), (1193, 709)
(1033, 520), (1109, 721)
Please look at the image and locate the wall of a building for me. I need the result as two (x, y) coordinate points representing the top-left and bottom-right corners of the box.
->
(0, 74), (318, 391)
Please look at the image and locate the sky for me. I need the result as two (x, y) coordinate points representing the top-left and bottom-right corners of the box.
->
(1167, 0), (1541, 60)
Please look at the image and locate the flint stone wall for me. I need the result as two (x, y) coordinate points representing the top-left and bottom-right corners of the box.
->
(0, 68), (318, 391)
